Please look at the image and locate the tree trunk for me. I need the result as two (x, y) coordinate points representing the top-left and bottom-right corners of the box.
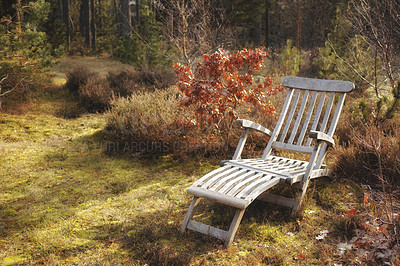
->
(79, 1), (85, 36)
(180, 0), (189, 65)
(136, 0), (140, 28)
(97, 0), (102, 32)
(120, 0), (130, 38)
(254, 19), (261, 47)
(264, 0), (271, 48)
(168, 8), (173, 42)
(113, 0), (119, 25)
(80, 0), (90, 48)
(90, 0), (96, 50)
(84, 0), (90, 48)
(16, 0), (22, 34)
(62, 0), (70, 47)
(296, 0), (302, 53)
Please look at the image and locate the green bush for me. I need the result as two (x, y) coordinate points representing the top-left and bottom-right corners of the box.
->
(313, 34), (378, 94)
(0, 0), (52, 111)
(113, 6), (174, 70)
(277, 39), (303, 76)
(0, 55), (49, 111)
(0, 60), (34, 110)
(114, 37), (141, 65)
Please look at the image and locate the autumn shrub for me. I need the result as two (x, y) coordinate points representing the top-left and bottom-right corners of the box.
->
(174, 47), (283, 146)
(333, 117), (400, 188)
(104, 87), (187, 154)
(334, 114), (400, 237)
(64, 66), (111, 112)
(104, 48), (283, 157)
(135, 68), (177, 90)
(107, 68), (141, 95)
(333, 115), (400, 254)
(78, 74), (111, 112)
(65, 66), (176, 114)
(65, 65), (97, 95)
(107, 67), (176, 92)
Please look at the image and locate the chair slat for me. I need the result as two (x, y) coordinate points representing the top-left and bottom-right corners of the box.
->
(244, 178), (281, 201)
(245, 158), (286, 168)
(280, 89), (301, 142)
(272, 142), (314, 153)
(327, 93), (345, 135)
(277, 161), (305, 171)
(238, 157), (309, 176)
(225, 161), (291, 178)
(319, 92), (335, 133)
(245, 158), (300, 172)
(288, 90), (310, 144)
(306, 91), (326, 146)
(187, 187), (248, 209)
(193, 165), (232, 187)
(235, 174), (274, 198)
(201, 167), (240, 189)
(210, 169), (249, 192)
(218, 171), (257, 194)
(226, 173), (265, 196)
(297, 91), (318, 145)
(314, 93), (346, 169)
(262, 89), (295, 159)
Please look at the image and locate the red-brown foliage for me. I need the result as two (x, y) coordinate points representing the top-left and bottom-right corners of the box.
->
(174, 47), (283, 138)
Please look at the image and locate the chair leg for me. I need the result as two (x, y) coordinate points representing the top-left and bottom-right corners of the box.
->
(181, 196), (201, 234)
(291, 192), (302, 215)
(224, 208), (246, 247)
(181, 197), (246, 246)
(291, 181), (310, 214)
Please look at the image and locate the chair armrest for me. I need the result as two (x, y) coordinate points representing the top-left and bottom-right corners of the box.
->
(236, 119), (272, 136)
(309, 130), (335, 147)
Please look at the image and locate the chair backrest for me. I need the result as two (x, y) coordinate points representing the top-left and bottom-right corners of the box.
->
(262, 76), (354, 168)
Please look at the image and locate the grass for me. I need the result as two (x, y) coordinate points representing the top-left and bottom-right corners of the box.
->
(0, 56), (394, 265)
(0, 107), (200, 264)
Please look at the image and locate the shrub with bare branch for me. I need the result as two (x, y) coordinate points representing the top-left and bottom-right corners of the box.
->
(350, 0), (400, 117)
(159, 0), (235, 66)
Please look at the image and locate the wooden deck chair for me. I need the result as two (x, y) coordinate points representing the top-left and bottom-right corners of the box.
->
(180, 76), (354, 246)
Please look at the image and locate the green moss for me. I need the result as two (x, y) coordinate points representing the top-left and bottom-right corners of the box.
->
(3, 254), (31, 265)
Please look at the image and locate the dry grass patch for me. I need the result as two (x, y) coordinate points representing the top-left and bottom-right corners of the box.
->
(52, 56), (132, 82)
